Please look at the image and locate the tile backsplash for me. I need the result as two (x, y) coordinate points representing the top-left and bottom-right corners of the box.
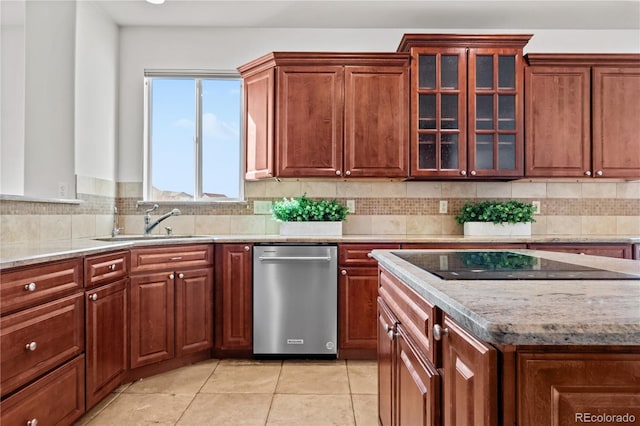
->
(1, 178), (638, 243)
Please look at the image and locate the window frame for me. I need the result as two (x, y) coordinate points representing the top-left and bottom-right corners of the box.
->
(143, 69), (244, 202)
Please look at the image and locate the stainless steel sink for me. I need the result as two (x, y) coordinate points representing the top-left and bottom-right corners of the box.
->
(94, 235), (209, 242)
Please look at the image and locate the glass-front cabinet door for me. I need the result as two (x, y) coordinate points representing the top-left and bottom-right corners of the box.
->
(468, 48), (524, 177)
(412, 48), (467, 177)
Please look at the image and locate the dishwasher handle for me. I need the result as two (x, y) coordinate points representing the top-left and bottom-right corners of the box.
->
(258, 256), (332, 262)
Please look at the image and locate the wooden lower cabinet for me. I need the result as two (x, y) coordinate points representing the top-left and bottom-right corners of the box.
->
(214, 244), (253, 354)
(85, 279), (127, 410)
(0, 355), (85, 426)
(339, 266), (378, 356)
(175, 268), (213, 356)
(441, 315), (497, 426)
(528, 243), (633, 259)
(377, 298), (397, 426)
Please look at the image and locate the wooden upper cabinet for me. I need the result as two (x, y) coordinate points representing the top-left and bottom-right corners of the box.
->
(398, 34), (531, 179)
(238, 52), (410, 179)
(524, 54), (640, 178)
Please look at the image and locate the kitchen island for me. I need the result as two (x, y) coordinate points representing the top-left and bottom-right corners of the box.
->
(371, 249), (640, 426)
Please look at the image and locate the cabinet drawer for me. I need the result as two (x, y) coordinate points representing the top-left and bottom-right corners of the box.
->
(131, 244), (213, 273)
(1, 258), (83, 315)
(379, 268), (439, 365)
(1, 293), (84, 396)
(339, 243), (400, 267)
(84, 250), (129, 288)
(0, 355), (85, 426)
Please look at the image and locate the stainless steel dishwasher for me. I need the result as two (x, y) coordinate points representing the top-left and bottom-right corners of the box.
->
(253, 243), (337, 356)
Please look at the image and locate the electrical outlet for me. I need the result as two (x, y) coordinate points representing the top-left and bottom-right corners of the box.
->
(58, 182), (67, 198)
(439, 200), (448, 214)
(532, 201), (541, 214)
(347, 200), (356, 213)
(253, 200), (273, 215)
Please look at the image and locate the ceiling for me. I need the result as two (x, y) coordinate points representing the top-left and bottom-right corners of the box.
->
(92, 0), (640, 29)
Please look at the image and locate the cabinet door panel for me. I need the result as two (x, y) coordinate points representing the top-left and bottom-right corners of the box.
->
(525, 66), (591, 176)
(276, 66), (343, 177)
(592, 67), (640, 178)
(175, 268), (213, 356)
(397, 330), (440, 426)
(86, 279), (127, 410)
(377, 298), (397, 426)
(339, 267), (378, 351)
(130, 272), (175, 368)
(244, 68), (275, 179)
(344, 65), (409, 177)
(442, 315), (497, 426)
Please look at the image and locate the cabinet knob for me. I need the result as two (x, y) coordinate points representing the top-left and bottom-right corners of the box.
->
(90, 294), (98, 301)
(460, 170), (466, 176)
(169, 274), (174, 280)
(596, 170), (603, 176)
(584, 170), (592, 176)
(345, 170), (351, 176)
(367, 252), (373, 258)
(470, 170), (477, 176)
(109, 263), (117, 271)
(341, 270), (347, 276)
(178, 273), (185, 279)
(244, 245), (250, 252)
(24, 282), (37, 292)
(25, 341), (37, 351)
(433, 324), (449, 341)
(27, 419), (38, 426)
(335, 170), (342, 176)
(384, 324), (397, 339)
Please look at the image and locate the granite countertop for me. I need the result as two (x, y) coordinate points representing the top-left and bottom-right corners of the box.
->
(0, 234), (638, 270)
(372, 248), (640, 347)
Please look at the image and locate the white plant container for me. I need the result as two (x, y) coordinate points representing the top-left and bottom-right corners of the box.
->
(463, 222), (531, 237)
(279, 221), (343, 236)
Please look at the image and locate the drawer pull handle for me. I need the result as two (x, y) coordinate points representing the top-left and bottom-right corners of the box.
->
(90, 294), (98, 301)
(170, 257), (183, 261)
(433, 324), (449, 341)
(25, 341), (37, 351)
(109, 263), (117, 271)
(178, 273), (185, 279)
(24, 282), (37, 292)
(27, 419), (38, 426)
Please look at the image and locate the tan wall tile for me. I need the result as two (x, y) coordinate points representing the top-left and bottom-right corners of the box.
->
(406, 182), (442, 198)
(530, 216), (547, 235)
(546, 216), (582, 235)
(195, 215), (231, 235)
(72, 215), (96, 239)
(581, 216), (617, 235)
(581, 182), (617, 199)
(244, 180), (266, 198)
(96, 215), (114, 237)
(265, 180), (302, 198)
(118, 182), (143, 198)
(40, 215), (72, 241)
(95, 178), (116, 197)
(122, 215), (143, 235)
(162, 215), (195, 236)
(616, 216), (640, 235)
(265, 217), (280, 235)
(371, 215), (405, 235)
(441, 216), (463, 235)
(343, 215), (373, 235)
(547, 182), (581, 198)
(375, 182), (407, 198)
(300, 181), (337, 198)
(230, 215), (266, 234)
(511, 182), (547, 198)
(476, 182), (512, 198)
(337, 182), (373, 198)
(76, 175), (95, 195)
(406, 215), (443, 235)
(1, 215), (39, 243)
(441, 182), (477, 198)
(616, 182), (640, 199)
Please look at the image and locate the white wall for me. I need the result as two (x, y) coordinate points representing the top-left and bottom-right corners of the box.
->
(117, 27), (640, 183)
(75, 1), (119, 185)
(0, 1), (25, 195)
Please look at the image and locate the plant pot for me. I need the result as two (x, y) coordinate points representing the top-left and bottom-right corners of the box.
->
(278, 221), (343, 236)
(463, 222), (531, 237)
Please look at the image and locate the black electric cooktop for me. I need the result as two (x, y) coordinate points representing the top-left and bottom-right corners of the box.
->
(393, 251), (640, 280)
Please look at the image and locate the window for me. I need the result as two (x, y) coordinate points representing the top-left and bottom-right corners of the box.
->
(143, 71), (242, 201)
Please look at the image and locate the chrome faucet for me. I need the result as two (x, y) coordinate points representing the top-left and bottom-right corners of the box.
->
(112, 206), (122, 237)
(144, 204), (181, 236)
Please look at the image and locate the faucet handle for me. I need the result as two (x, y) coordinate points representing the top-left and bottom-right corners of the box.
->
(145, 204), (159, 214)
(164, 226), (173, 236)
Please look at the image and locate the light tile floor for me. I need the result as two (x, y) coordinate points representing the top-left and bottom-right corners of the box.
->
(76, 359), (378, 426)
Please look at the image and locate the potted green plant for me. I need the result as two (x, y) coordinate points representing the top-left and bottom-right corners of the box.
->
(271, 195), (349, 236)
(455, 200), (536, 237)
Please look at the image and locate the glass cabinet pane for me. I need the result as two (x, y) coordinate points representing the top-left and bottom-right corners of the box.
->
(441, 95), (459, 129)
(498, 95), (515, 130)
(419, 55), (436, 89)
(476, 134), (494, 169)
(476, 95), (494, 130)
(498, 134), (516, 169)
(441, 134), (459, 169)
(476, 55), (493, 89)
(418, 133), (436, 169)
(441, 55), (458, 89)
(498, 55), (515, 88)
(419, 94), (436, 129)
